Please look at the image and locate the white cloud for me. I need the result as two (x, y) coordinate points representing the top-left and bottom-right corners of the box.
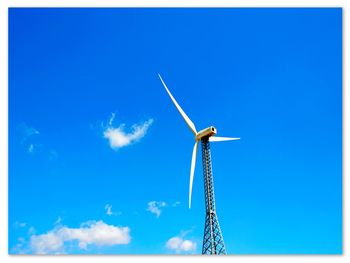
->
(147, 201), (167, 218)
(103, 113), (153, 150)
(166, 229), (197, 254)
(166, 236), (196, 253)
(30, 231), (64, 254)
(29, 220), (131, 254)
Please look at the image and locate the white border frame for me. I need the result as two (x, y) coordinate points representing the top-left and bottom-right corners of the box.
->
(1, 1), (346, 263)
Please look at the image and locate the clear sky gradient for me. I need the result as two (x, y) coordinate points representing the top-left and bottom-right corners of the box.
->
(9, 8), (342, 254)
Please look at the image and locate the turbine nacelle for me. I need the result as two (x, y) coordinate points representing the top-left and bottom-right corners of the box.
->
(195, 126), (217, 141)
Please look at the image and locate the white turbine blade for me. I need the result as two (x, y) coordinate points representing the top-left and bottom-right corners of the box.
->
(209, 136), (240, 142)
(158, 74), (197, 135)
(189, 140), (199, 209)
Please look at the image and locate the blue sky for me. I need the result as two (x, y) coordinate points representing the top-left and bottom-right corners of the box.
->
(8, 8), (342, 254)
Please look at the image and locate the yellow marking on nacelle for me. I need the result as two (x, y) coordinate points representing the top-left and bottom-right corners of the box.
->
(195, 126), (217, 140)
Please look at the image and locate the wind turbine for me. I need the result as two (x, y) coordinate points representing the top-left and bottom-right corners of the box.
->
(158, 74), (240, 255)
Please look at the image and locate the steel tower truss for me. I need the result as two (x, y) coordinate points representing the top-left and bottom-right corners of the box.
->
(201, 137), (227, 255)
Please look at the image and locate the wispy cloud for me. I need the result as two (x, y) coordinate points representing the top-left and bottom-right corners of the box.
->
(11, 237), (29, 254)
(103, 113), (153, 150)
(108, 112), (116, 126)
(28, 144), (34, 153)
(13, 220), (36, 235)
(105, 204), (113, 215)
(27, 143), (43, 154)
(146, 201), (167, 218)
(18, 123), (40, 154)
(166, 232), (197, 254)
(104, 204), (121, 216)
(29, 220), (131, 254)
(18, 122), (40, 143)
(48, 150), (59, 161)
(17, 122), (58, 159)
(54, 217), (62, 225)
(28, 226), (36, 235)
(13, 221), (27, 228)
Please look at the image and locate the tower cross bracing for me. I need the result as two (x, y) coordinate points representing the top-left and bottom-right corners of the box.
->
(201, 137), (226, 255)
